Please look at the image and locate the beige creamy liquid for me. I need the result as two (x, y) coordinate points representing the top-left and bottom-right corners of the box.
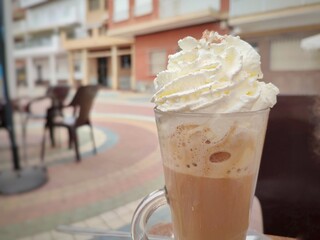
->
(164, 166), (255, 240)
(158, 122), (264, 240)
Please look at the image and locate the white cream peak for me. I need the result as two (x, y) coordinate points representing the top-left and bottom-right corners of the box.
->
(152, 31), (279, 113)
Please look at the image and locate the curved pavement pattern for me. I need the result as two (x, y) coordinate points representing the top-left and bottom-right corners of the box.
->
(0, 90), (164, 240)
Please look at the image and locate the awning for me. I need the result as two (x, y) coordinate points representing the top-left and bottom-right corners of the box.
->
(301, 33), (320, 50)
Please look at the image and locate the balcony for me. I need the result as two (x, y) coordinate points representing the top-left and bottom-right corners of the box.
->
(13, 35), (62, 58)
(13, 0), (85, 35)
(26, 7), (79, 32)
(15, 37), (52, 49)
(61, 29), (133, 51)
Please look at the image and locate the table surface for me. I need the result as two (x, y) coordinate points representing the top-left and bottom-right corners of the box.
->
(269, 236), (295, 240)
(147, 223), (296, 240)
(89, 235), (295, 239)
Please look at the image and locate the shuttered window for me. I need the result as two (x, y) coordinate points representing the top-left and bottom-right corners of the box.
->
(134, 0), (153, 16)
(113, 0), (129, 22)
(149, 50), (167, 76)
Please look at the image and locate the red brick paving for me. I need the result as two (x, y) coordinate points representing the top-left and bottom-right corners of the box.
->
(0, 90), (163, 236)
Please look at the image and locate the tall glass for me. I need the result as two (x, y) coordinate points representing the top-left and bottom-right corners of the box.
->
(131, 108), (270, 240)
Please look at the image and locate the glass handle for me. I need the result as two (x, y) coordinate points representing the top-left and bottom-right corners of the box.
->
(131, 188), (168, 240)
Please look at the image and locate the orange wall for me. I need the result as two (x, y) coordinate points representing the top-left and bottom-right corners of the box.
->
(108, 0), (159, 29)
(135, 23), (229, 83)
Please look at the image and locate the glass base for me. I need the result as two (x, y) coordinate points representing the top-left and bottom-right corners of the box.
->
(147, 221), (269, 240)
(57, 224), (271, 240)
(247, 229), (271, 240)
(147, 231), (270, 240)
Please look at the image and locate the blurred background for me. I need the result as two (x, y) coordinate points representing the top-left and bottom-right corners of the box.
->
(0, 0), (320, 240)
(3, 0), (320, 96)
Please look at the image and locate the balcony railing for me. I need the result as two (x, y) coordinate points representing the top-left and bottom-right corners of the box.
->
(14, 35), (60, 50)
(13, 35), (64, 58)
(13, 0), (85, 34)
(27, 7), (79, 31)
(15, 38), (52, 50)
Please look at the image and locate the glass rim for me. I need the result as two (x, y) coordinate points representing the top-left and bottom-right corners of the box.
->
(154, 107), (270, 117)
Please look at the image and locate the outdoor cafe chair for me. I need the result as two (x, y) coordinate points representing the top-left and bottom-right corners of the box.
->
(40, 85), (99, 162)
(17, 85), (70, 160)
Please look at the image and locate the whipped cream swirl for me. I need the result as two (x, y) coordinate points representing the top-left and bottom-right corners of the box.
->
(152, 31), (279, 113)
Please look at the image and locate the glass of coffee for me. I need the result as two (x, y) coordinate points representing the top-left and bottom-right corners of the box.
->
(131, 107), (270, 240)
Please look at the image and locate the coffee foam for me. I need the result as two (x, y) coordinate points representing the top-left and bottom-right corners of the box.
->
(159, 119), (264, 178)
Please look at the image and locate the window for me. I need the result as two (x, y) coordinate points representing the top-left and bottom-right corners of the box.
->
(66, 29), (75, 39)
(88, 0), (100, 11)
(74, 62), (81, 72)
(149, 50), (167, 76)
(270, 37), (320, 71)
(16, 67), (26, 85)
(87, 29), (93, 37)
(99, 26), (108, 36)
(73, 53), (82, 73)
(134, 0), (153, 16)
(121, 55), (131, 69)
(113, 0), (129, 22)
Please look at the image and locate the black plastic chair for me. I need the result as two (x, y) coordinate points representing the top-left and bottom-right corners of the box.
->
(41, 85), (99, 162)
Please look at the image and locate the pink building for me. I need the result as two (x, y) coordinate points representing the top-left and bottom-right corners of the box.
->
(107, 0), (229, 91)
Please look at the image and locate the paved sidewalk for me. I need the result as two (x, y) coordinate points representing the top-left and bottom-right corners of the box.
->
(0, 87), (164, 240)
(16, 199), (143, 240)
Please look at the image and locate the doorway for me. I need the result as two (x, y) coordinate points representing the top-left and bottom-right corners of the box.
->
(97, 57), (108, 86)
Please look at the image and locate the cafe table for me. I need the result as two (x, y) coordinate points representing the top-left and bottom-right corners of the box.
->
(72, 223), (296, 240)
(268, 236), (295, 240)
(87, 234), (295, 240)
(146, 223), (296, 240)
(74, 234), (295, 240)
(59, 207), (296, 240)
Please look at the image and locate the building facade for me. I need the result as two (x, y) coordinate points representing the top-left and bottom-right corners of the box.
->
(61, 0), (134, 90)
(228, 0), (320, 95)
(12, 0), (86, 93)
(107, 0), (229, 91)
(60, 0), (229, 91)
(12, 0), (320, 93)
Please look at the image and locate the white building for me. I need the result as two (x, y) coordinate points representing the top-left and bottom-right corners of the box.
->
(12, 0), (86, 93)
(228, 0), (320, 95)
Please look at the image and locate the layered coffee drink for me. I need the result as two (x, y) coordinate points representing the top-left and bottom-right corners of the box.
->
(149, 31), (279, 240)
(156, 111), (269, 240)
